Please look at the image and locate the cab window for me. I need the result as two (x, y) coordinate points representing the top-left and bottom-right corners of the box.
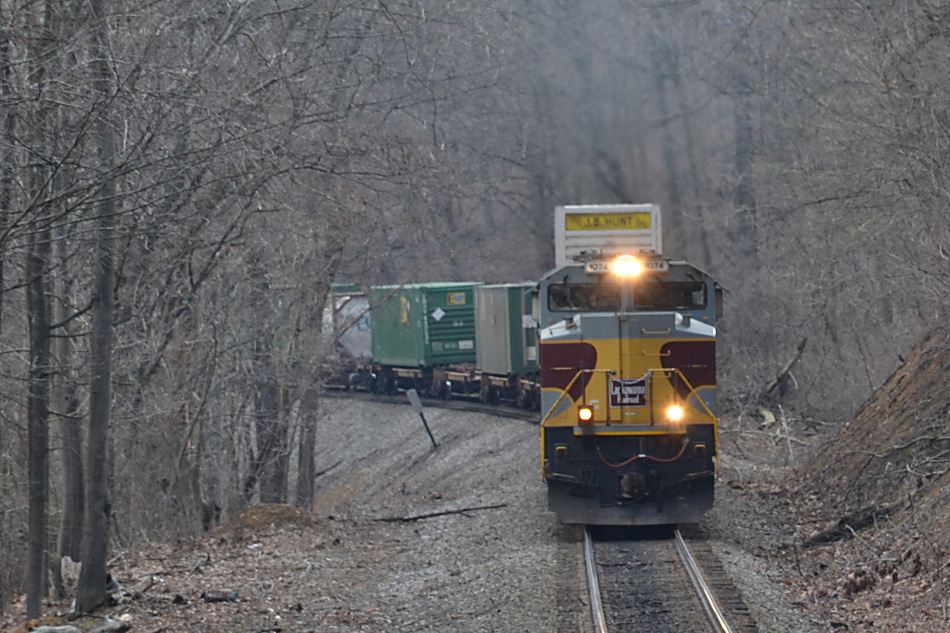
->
(634, 281), (706, 310)
(547, 283), (621, 311)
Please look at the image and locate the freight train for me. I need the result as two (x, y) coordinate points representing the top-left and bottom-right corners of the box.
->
(325, 204), (721, 526)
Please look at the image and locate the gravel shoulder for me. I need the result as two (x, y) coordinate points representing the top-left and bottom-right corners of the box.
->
(705, 421), (825, 633)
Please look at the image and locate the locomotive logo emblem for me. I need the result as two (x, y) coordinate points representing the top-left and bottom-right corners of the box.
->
(608, 378), (648, 407)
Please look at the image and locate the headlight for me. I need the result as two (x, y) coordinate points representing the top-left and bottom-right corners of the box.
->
(666, 404), (685, 423)
(578, 406), (594, 423)
(611, 254), (643, 277)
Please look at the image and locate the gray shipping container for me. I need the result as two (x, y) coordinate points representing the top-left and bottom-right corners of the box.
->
(475, 283), (538, 376)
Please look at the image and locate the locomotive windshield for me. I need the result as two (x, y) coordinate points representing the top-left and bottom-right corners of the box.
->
(548, 283), (621, 311)
(547, 280), (706, 312)
(633, 280), (706, 310)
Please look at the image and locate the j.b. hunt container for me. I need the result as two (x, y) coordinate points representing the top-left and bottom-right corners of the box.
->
(554, 203), (662, 267)
(369, 282), (482, 368)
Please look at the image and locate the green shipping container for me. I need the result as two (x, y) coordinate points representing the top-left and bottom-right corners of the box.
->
(370, 282), (482, 367)
(475, 283), (539, 376)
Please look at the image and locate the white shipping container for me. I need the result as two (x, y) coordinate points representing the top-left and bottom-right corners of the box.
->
(323, 293), (371, 360)
(554, 204), (662, 266)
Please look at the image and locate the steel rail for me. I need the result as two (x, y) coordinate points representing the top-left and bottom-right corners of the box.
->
(674, 528), (736, 633)
(584, 528), (608, 633)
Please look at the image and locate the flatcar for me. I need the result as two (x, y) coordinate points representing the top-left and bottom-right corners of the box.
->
(539, 204), (721, 526)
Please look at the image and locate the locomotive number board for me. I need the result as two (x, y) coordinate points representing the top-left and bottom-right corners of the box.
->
(585, 260), (669, 274)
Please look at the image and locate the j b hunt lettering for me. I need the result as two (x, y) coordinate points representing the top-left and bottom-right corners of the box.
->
(564, 212), (652, 231)
(609, 378), (647, 407)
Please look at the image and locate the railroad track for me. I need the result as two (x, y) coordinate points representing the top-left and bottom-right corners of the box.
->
(585, 527), (759, 633)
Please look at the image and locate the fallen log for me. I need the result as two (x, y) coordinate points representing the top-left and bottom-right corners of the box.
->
(764, 337), (807, 396)
(373, 503), (508, 523)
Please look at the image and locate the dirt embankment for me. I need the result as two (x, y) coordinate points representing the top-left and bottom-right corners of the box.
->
(786, 326), (950, 631)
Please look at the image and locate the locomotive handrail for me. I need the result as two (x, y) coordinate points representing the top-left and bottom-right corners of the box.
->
(655, 367), (721, 476)
(540, 368), (613, 478)
(640, 327), (672, 335)
(540, 368), (615, 426)
(651, 367), (718, 422)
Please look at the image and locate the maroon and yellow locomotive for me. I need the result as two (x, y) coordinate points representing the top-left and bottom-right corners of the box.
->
(539, 205), (722, 526)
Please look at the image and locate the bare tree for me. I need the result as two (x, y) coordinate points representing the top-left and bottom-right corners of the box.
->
(25, 211), (52, 619)
(74, 0), (118, 612)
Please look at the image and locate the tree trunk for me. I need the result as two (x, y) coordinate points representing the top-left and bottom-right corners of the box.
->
(75, 0), (116, 613)
(26, 0), (57, 616)
(294, 389), (321, 510)
(26, 223), (53, 619)
(0, 14), (11, 342)
(255, 381), (286, 504)
(733, 85), (758, 260)
(55, 227), (85, 586)
(646, 22), (684, 245)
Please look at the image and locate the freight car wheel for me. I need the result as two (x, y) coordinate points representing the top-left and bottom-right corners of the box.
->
(520, 390), (539, 412)
(436, 380), (451, 400)
(515, 389), (527, 409)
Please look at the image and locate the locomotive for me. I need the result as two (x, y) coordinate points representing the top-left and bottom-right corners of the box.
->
(539, 204), (721, 526)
